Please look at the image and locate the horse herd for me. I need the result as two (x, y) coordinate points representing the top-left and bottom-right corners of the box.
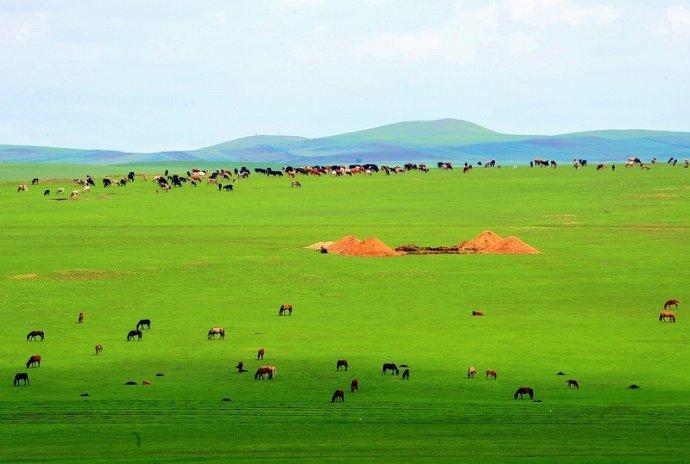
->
(11, 299), (681, 405)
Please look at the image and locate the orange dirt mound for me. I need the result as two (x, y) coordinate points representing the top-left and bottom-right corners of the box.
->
(458, 230), (503, 252)
(344, 237), (402, 257)
(483, 236), (539, 254)
(327, 235), (363, 254)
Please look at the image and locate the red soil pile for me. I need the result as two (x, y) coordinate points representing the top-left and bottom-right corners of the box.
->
(483, 236), (539, 254)
(458, 230), (503, 252)
(346, 237), (402, 257)
(327, 235), (363, 254)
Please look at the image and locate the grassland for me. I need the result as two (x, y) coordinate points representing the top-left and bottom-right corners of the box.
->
(0, 164), (688, 463)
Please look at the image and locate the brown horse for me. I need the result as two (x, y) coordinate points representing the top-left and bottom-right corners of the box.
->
(664, 299), (680, 309)
(472, 310), (484, 317)
(486, 369), (497, 380)
(208, 327), (225, 339)
(336, 359), (349, 371)
(514, 387), (534, 399)
(659, 311), (676, 322)
(567, 379), (579, 389)
(331, 389), (345, 402)
(467, 366), (477, 379)
(255, 365), (276, 380)
(78, 312), (85, 324)
(26, 330), (45, 341)
(26, 355), (41, 368)
(278, 304), (293, 316)
(236, 361), (247, 373)
(95, 344), (103, 355)
(257, 348), (265, 360)
(350, 379), (359, 392)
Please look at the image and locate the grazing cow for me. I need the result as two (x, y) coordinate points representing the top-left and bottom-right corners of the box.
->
(95, 344), (103, 355)
(567, 379), (579, 389)
(32, 178), (40, 185)
(550, 160), (557, 168)
(514, 387), (534, 399)
(127, 329), (143, 341)
(467, 366), (477, 379)
(254, 365), (276, 380)
(43, 189), (50, 196)
(17, 184), (29, 192)
(533, 159), (549, 167)
(27, 330), (45, 341)
(128, 171), (135, 182)
(664, 299), (680, 309)
(350, 379), (359, 392)
(278, 304), (293, 316)
(291, 181), (302, 188)
(208, 327), (225, 340)
(70, 190), (80, 199)
(596, 164), (607, 171)
(486, 369), (497, 380)
(82, 185), (91, 193)
(382, 363), (399, 375)
(103, 178), (112, 187)
(336, 359), (349, 371)
(136, 319), (151, 330)
(221, 184), (234, 192)
(463, 165), (473, 173)
(472, 310), (484, 317)
(236, 361), (247, 373)
(13, 373), (29, 386)
(57, 188), (65, 195)
(26, 355), (41, 368)
(402, 368), (410, 380)
(331, 389), (345, 402)
(257, 348), (265, 360)
(659, 311), (676, 323)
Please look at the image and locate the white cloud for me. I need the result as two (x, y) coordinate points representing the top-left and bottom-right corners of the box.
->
(0, 12), (48, 45)
(503, 0), (620, 26)
(652, 4), (690, 36)
(270, 0), (327, 11)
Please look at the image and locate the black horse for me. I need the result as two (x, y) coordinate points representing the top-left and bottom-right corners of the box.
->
(336, 359), (349, 371)
(514, 387), (534, 399)
(13, 373), (29, 386)
(127, 330), (143, 341)
(26, 330), (45, 341)
(382, 363), (399, 375)
(136, 319), (151, 330)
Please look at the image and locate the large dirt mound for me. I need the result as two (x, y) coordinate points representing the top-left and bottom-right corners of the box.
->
(327, 235), (363, 254)
(458, 230), (503, 252)
(483, 236), (539, 254)
(346, 237), (402, 257)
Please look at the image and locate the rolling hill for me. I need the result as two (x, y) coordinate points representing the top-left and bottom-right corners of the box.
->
(1, 119), (688, 165)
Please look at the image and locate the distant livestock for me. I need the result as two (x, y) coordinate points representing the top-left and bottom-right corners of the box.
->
(13, 373), (29, 386)
(44, 189), (50, 196)
(350, 379), (359, 392)
(664, 299), (680, 309)
(208, 327), (225, 340)
(382, 363), (399, 375)
(467, 366), (477, 379)
(95, 344), (103, 355)
(336, 359), (349, 371)
(26, 355), (41, 368)
(514, 387), (534, 399)
(257, 348), (265, 360)
(27, 330), (45, 341)
(567, 379), (580, 389)
(486, 369), (497, 380)
(331, 389), (345, 402)
(255, 365), (276, 380)
(472, 310), (484, 317)
(70, 190), (80, 199)
(136, 319), (151, 330)
(127, 329), (142, 341)
(402, 368), (410, 380)
(659, 311), (676, 323)
(278, 304), (293, 316)
(17, 184), (28, 192)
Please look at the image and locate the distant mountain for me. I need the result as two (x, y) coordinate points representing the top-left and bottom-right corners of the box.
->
(1, 119), (688, 164)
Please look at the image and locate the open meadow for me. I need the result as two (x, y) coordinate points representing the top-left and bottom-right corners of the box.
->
(0, 164), (688, 463)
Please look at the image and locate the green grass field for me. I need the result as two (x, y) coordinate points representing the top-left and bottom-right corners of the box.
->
(0, 164), (688, 463)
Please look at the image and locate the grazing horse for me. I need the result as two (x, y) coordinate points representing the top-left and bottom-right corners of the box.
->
(136, 319), (151, 330)
(567, 379), (579, 389)
(467, 366), (477, 379)
(514, 387), (534, 399)
(664, 299), (680, 309)
(13, 373), (29, 386)
(95, 344), (103, 355)
(336, 359), (349, 371)
(596, 163), (607, 171)
(659, 311), (676, 323)
(26, 330), (45, 341)
(382, 363), (399, 375)
(472, 310), (484, 317)
(278, 304), (293, 316)
(350, 379), (359, 392)
(26, 355), (41, 368)
(331, 389), (345, 402)
(402, 368), (410, 380)
(257, 348), (265, 360)
(486, 369), (497, 380)
(78, 312), (85, 324)
(254, 365), (276, 380)
(291, 181), (302, 188)
(127, 329), (143, 341)
(236, 361), (247, 373)
(44, 189), (50, 196)
(208, 327), (225, 340)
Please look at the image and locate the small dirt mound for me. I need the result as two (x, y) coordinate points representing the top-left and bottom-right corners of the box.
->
(304, 241), (335, 250)
(328, 236), (363, 254)
(483, 236), (539, 255)
(346, 237), (401, 257)
(458, 231), (503, 252)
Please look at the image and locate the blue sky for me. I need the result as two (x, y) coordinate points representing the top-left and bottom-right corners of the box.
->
(1, 0), (689, 152)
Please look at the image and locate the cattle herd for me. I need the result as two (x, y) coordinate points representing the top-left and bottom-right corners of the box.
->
(13, 298), (680, 403)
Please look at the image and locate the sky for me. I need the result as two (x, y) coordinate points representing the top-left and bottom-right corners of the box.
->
(0, 0), (689, 152)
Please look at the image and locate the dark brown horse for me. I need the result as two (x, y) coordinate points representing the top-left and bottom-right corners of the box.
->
(331, 389), (345, 402)
(127, 329), (142, 341)
(95, 344), (103, 355)
(78, 312), (85, 323)
(514, 387), (534, 399)
(350, 379), (359, 392)
(13, 373), (29, 386)
(236, 361), (247, 373)
(382, 363), (399, 375)
(136, 319), (151, 330)
(472, 310), (484, 316)
(664, 299), (680, 309)
(26, 355), (41, 368)
(257, 348), (265, 360)
(486, 369), (497, 380)
(278, 304), (293, 316)
(336, 359), (349, 371)
(26, 330), (45, 341)
(659, 311), (676, 322)
(567, 379), (579, 389)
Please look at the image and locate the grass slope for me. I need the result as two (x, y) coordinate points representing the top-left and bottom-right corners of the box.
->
(0, 165), (689, 462)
